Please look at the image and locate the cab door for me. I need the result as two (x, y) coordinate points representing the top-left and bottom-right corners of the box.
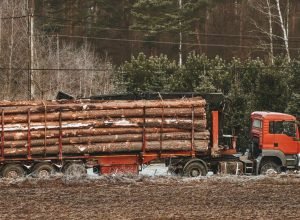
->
(270, 121), (298, 154)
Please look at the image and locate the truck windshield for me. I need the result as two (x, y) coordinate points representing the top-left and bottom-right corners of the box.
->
(269, 121), (297, 137)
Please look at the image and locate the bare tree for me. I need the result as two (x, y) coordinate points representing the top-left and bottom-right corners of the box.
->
(32, 35), (115, 100)
(0, 0), (116, 101)
(275, 0), (290, 62)
(249, 0), (291, 63)
(0, 0), (28, 100)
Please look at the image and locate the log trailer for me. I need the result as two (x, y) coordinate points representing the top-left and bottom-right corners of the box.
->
(0, 93), (299, 178)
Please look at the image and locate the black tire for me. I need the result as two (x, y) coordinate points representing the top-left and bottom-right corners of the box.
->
(32, 163), (55, 178)
(183, 162), (207, 177)
(260, 161), (281, 175)
(63, 163), (87, 177)
(1, 164), (25, 179)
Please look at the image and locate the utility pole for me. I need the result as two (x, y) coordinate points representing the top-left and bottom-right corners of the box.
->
(0, 9), (2, 55)
(28, 0), (34, 100)
(57, 34), (60, 91)
(179, 0), (182, 67)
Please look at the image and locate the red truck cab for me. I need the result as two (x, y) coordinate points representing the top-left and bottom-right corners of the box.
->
(251, 111), (300, 174)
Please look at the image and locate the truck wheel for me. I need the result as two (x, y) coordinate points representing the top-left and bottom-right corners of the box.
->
(1, 164), (25, 178)
(32, 163), (55, 178)
(260, 161), (281, 175)
(64, 163), (87, 177)
(183, 162), (207, 177)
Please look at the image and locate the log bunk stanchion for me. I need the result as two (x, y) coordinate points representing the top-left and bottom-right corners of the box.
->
(191, 105), (195, 158)
(159, 99), (165, 159)
(58, 110), (63, 160)
(1, 109), (4, 160)
(142, 106), (147, 155)
(43, 101), (47, 157)
(27, 109), (32, 160)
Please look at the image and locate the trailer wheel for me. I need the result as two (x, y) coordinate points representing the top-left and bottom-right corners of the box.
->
(1, 164), (25, 179)
(183, 162), (207, 177)
(64, 163), (87, 177)
(260, 161), (281, 175)
(32, 163), (55, 178)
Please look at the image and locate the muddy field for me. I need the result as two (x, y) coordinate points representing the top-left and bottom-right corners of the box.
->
(0, 174), (299, 220)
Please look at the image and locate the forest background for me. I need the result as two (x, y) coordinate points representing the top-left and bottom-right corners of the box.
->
(0, 0), (299, 148)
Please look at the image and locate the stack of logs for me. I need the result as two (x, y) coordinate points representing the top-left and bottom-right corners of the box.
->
(0, 97), (209, 157)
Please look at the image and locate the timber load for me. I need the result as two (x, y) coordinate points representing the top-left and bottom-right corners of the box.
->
(0, 97), (209, 157)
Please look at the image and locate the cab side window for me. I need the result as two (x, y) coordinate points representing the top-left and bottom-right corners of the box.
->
(252, 119), (262, 129)
(269, 121), (296, 137)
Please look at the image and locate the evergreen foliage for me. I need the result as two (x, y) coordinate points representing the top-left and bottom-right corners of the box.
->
(118, 53), (178, 93)
(119, 52), (298, 149)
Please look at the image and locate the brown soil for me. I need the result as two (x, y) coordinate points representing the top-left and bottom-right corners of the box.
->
(0, 174), (299, 220)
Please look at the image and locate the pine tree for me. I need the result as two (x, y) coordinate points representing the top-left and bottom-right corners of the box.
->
(180, 0), (209, 53)
(131, 0), (180, 56)
(118, 52), (178, 93)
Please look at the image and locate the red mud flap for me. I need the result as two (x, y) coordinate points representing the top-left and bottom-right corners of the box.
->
(97, 156), (139, 175)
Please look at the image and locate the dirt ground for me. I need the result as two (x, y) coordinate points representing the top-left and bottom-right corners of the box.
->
(0, 174), (299, 220)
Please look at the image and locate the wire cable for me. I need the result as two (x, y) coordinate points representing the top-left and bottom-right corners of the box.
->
(33, 33), (300, 51)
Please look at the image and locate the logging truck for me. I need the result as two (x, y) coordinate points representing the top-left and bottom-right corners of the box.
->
(0, 93), (299, 178)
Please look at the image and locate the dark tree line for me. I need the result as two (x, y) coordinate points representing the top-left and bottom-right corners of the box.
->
(34, 0), (300, 64)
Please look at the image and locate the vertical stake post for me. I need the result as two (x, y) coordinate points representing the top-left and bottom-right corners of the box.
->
(159, 101), (165, 158)
(43, 102), (47, 156)
(58, 110), (63, 160)
(191, 105), (195, 157)
(142, 106), (146, 154)
(27, 108), (32, 159)
(1, 109), (4, 159)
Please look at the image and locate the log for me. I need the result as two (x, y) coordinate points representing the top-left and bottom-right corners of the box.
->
(0, 98), (206, 113)
(2, 127), (191, 141)
(3, 131), (210, 148)
(1, 107), (206, 123)
(1, 118), (207, 132)
(4, 140), (209, 156)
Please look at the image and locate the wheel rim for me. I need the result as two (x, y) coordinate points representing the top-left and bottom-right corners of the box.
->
(261, 164), (278, 175)
(265, 169), (277, 175)
(190, 168), (201, 177)
(38, 169), (51, 178)
(7, 170), (19, 178)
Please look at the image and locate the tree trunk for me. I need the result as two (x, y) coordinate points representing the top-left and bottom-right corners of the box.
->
(275, 0), (290, 62)
(267, 0), (274, 64)
(2, 118), (207, 132)
(195, 21), (202, 53)
(8, 4), (15, 95)
(0, 97), (206, 109)
(4, 140), (209, 156)
(3, 127), (203, 141)
(1, 107), (205, 124)
(4, 131), (210, 148)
